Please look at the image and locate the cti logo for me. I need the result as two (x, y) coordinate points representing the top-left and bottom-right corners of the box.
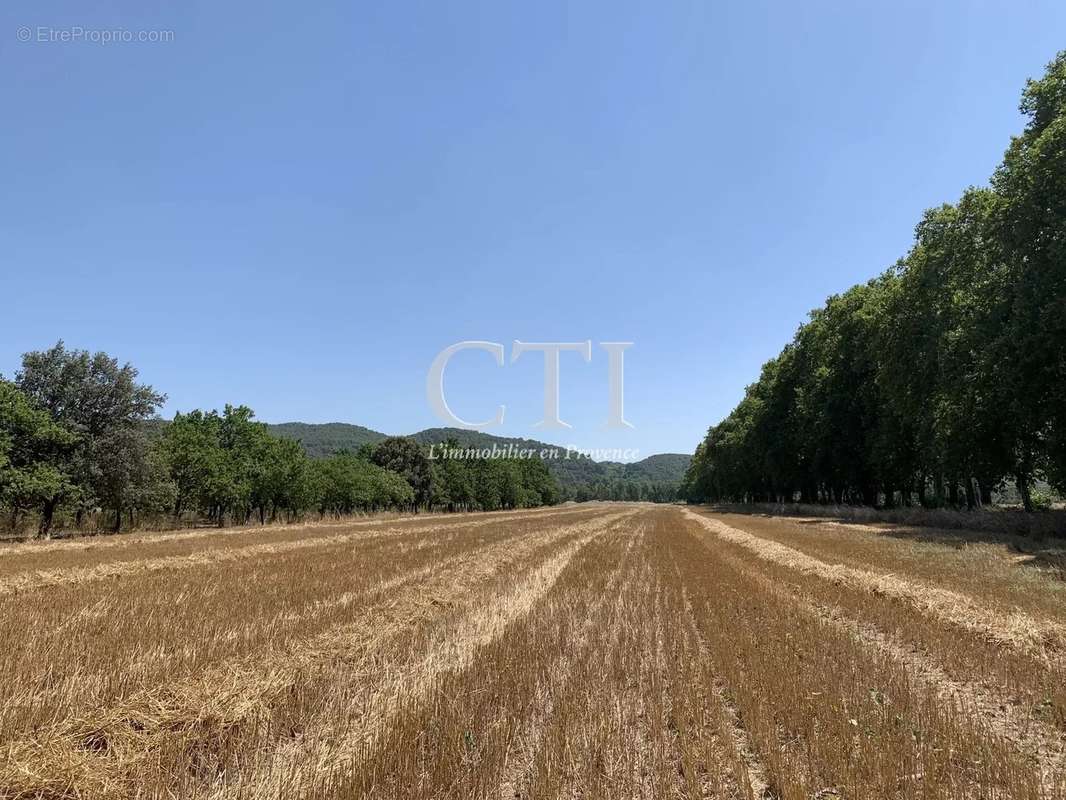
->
(427, 341), (633, 431)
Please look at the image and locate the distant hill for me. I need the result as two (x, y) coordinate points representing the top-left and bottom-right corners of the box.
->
(268, 422), (387, 458)
(267, 422), (690, 490)
(620, 453), (692, 483)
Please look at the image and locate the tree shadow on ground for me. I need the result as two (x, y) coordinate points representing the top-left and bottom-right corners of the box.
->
(707, 505), (1066, 579)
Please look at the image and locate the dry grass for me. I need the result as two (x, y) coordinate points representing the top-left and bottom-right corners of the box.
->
(687, 508), (1066, 733)
(0, 504), (1061, 798)
(684, 509), (1066, 656)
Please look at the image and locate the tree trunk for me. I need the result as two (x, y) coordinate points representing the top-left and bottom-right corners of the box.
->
(978, 479), (993, 506)
(1016, 474), (1034, 513)
(862, 485), (878, 507)
(38, 497), (58, 539)
(964, 479), (976, 510)
(113, 504), (122, 534)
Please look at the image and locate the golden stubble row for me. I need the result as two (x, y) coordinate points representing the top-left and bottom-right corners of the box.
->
(693, 509), (1066, 626)
(0, 508), (618, 749)
(0, 514), (631, 800)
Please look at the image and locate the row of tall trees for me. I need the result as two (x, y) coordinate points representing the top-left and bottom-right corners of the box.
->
(1, 343), (562, 537)
(684, 53), (1066, 512)
(569, 479), (679, 503)
(429, 442), (560, 511)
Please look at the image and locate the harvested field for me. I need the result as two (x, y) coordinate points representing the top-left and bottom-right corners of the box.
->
(1, 504), (1064, 798)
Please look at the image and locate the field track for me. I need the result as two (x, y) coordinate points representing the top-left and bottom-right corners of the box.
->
(1, 504), (1064, 799)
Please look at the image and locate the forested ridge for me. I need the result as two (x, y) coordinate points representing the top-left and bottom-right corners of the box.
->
(267, 422), (387, 456)
(683, 53), (1066, 512)
(268, 422), (689, 496)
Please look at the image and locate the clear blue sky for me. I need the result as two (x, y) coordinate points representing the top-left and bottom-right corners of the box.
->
(1, 2), (1063, 459)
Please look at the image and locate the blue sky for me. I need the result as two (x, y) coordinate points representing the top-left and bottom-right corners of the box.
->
(1, 1), (1063, 458)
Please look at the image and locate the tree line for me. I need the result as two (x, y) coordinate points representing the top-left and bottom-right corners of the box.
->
(569, 479), (679, 503)
(683, 52), (1066, 512)
(0, 342), (561, 537)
